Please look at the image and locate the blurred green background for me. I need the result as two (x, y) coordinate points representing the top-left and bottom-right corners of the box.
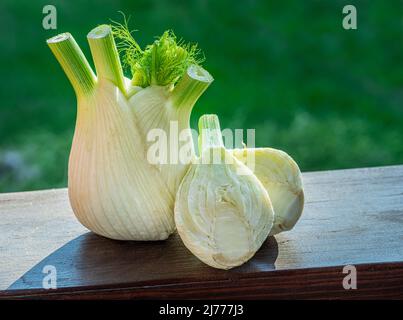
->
(0, 0), (402, 192)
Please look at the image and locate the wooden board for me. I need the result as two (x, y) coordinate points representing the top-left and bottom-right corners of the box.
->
(0, 165), (403, 299)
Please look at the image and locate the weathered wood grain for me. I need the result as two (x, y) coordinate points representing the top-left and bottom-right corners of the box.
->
(0, 165), (403, 299)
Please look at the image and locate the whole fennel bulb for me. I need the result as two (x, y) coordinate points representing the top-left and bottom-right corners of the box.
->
(47, 25), (212, 240)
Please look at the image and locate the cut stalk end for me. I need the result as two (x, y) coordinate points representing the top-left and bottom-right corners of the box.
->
(47, 33), (96, 97)
(87, 24), (126, 95)
(171, 65), (213, 111)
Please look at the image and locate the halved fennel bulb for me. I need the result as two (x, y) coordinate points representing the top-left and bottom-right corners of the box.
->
(175, 115), (274, 269)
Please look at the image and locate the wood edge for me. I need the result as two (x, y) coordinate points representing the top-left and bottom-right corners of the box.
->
(1, 262), (403, 300)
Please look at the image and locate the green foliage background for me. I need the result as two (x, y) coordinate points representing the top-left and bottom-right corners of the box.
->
(0, 0), (402, 192)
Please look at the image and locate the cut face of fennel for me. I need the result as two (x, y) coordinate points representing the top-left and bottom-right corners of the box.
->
(47, 25), (213, 240)
(175, 115), (274, 269)
(231, 148), (304, 235)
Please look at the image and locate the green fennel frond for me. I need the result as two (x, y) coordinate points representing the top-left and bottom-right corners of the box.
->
(112, 18), (204, 87)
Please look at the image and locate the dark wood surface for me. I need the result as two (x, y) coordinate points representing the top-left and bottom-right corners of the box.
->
(1, 165), (403, 299)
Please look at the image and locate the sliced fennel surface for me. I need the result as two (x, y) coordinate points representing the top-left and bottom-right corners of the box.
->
(231, 148), (304, 235)
(47, 24), (212, 240)
(175, 115), (274, 269)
